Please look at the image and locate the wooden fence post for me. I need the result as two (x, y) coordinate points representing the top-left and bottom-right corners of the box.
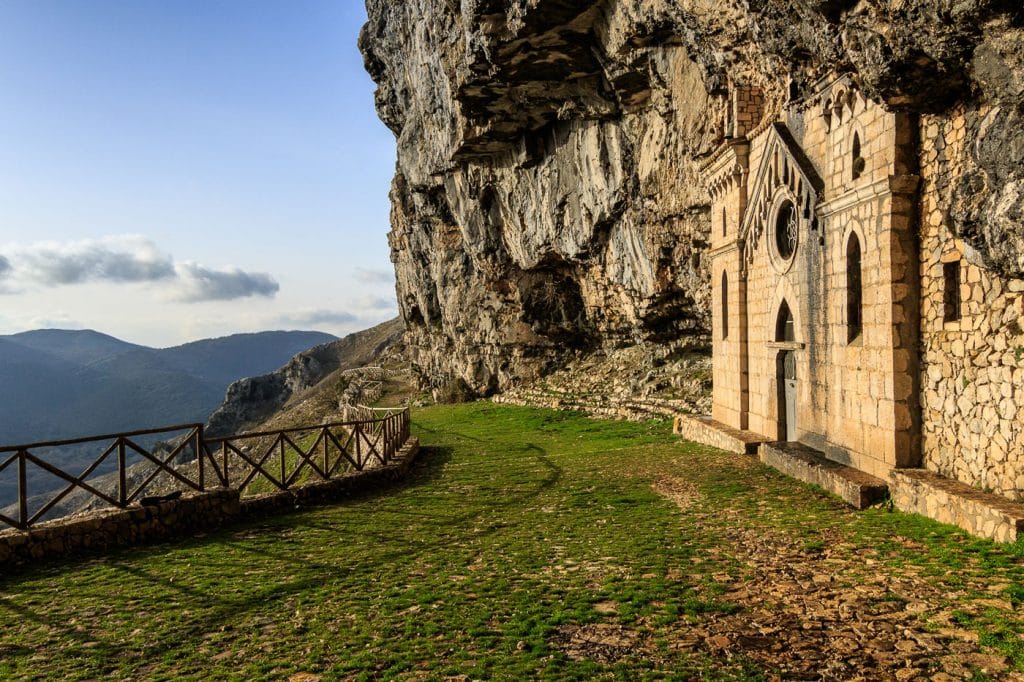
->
(322, 427), (329, 479)
(280, 436), (286, 488)
(117, 437), (127, 507)
(222, 441), (230, 489)
(196, 426), (205, 491)
(17, 449), (27, 529)
(355, 423), (363, 470)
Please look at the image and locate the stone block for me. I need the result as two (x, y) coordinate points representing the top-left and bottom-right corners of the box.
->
(759, 442), (888, 509)
(673, 415), (767, 455)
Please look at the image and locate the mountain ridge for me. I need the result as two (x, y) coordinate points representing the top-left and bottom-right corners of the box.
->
(0, 328), (338, 445)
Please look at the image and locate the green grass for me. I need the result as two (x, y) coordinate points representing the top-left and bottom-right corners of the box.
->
(0, 403), (1022, 680)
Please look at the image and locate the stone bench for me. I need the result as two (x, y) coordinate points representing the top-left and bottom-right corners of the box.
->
(673, 415), (767, 455)
(759, 442), (888, 509)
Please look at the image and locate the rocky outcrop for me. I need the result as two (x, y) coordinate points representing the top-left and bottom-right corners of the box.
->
(205, 318), (404, 437)
(360, 0), (1023, 394)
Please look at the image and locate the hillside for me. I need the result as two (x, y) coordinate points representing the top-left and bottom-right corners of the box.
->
(2, 404), (1022, 679)
(159, 331), (341, 388)
(0, 339), (81, 442)
(205, 317), (412, 437)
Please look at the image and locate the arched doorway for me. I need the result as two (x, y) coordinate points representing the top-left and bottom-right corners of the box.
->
(775, 301), (797, 441)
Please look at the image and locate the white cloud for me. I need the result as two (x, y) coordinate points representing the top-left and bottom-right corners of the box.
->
(169, 262), (279, 302)
(0, 255), (14, 295)
(10, 235), (174, 285)
(273, 309), (358, 327)
(353, 267), (394, 285)
(1, 235), (279, 303)
(354, 295), (398, 316)
(26, 313), (84, 330)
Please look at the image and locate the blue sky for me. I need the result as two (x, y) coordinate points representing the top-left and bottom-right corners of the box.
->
(0, 0), (398, 346)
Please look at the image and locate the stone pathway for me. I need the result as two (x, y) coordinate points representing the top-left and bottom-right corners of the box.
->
(646, 472), (1021, 681)
(550, 466), (1021, 680)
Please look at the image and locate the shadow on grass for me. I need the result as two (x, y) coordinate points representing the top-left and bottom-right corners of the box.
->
(0, 441), (566, 672)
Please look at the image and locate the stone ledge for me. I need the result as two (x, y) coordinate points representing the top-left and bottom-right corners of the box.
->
(890, 468), (1024, 543)
(673, 415), (767, 455)
(759, 442), (888, 509)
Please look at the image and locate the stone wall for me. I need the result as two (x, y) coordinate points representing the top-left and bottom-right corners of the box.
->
(890, 468), (1024, 543)
(918, 107), (1024, 501)
(0, 438), (420, 567)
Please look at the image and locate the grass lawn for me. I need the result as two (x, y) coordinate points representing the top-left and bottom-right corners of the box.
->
(0, 403), (1021, 680)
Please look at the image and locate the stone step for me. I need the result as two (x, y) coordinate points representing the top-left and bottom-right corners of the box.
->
(889, 469), (1024, 543)
(759, 442), (888, 509)
(673, 415), (767, 455)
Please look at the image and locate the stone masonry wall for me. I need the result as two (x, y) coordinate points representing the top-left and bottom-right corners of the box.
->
(708, 78), (920, 481)
(919, 107), (1024, 501)
(890, 468), (1024, 543)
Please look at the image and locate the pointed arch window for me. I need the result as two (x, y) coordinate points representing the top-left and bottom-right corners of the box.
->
(847, 233), (863, 343)
(775, 300), (795, 342)
(851, 132), (865, 181)
(721, 271), (729, 340)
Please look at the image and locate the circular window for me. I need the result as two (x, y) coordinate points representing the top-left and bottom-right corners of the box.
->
(774, 200), (797, 261)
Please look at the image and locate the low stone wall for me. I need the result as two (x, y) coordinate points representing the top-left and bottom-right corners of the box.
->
(673, 415), (766, 455)
(759, 442), (888, 509)
(0, 438), (419, 567)
(492, 393), (697, 423)
(890, 468), (1024, 543)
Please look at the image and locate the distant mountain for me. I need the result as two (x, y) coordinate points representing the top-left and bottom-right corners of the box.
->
(0, 338), (81, 443)
(0, 328), (338, 445)
(159, 331), (340, 387)
(4, 329), (146, 366)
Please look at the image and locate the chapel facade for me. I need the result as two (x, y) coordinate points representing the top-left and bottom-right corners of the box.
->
(687, 74), (1024, 541)
(705, 75), (921, 479)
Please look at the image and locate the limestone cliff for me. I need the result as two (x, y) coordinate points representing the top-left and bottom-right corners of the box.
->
(360, 0), (1023, 394)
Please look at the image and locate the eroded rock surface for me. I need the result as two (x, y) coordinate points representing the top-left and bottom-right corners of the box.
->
(360, 0), (1024, 394)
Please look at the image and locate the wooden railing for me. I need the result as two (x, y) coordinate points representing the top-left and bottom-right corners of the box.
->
(0, 408), (411, 531)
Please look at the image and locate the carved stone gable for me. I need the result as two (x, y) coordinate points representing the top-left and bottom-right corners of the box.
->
(740, 123), (824, 273)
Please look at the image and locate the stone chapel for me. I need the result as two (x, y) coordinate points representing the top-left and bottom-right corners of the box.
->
(678, 74), (1024, 542)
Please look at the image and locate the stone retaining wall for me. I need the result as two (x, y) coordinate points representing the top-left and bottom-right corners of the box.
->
(0, 438), (419, 567)
(890, 468), (1024, 543)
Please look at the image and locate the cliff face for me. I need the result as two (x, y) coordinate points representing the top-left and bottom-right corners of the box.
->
(360, 0), (1023, 394)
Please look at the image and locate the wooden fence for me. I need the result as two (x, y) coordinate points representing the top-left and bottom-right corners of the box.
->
(0, 408), (411, 531)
